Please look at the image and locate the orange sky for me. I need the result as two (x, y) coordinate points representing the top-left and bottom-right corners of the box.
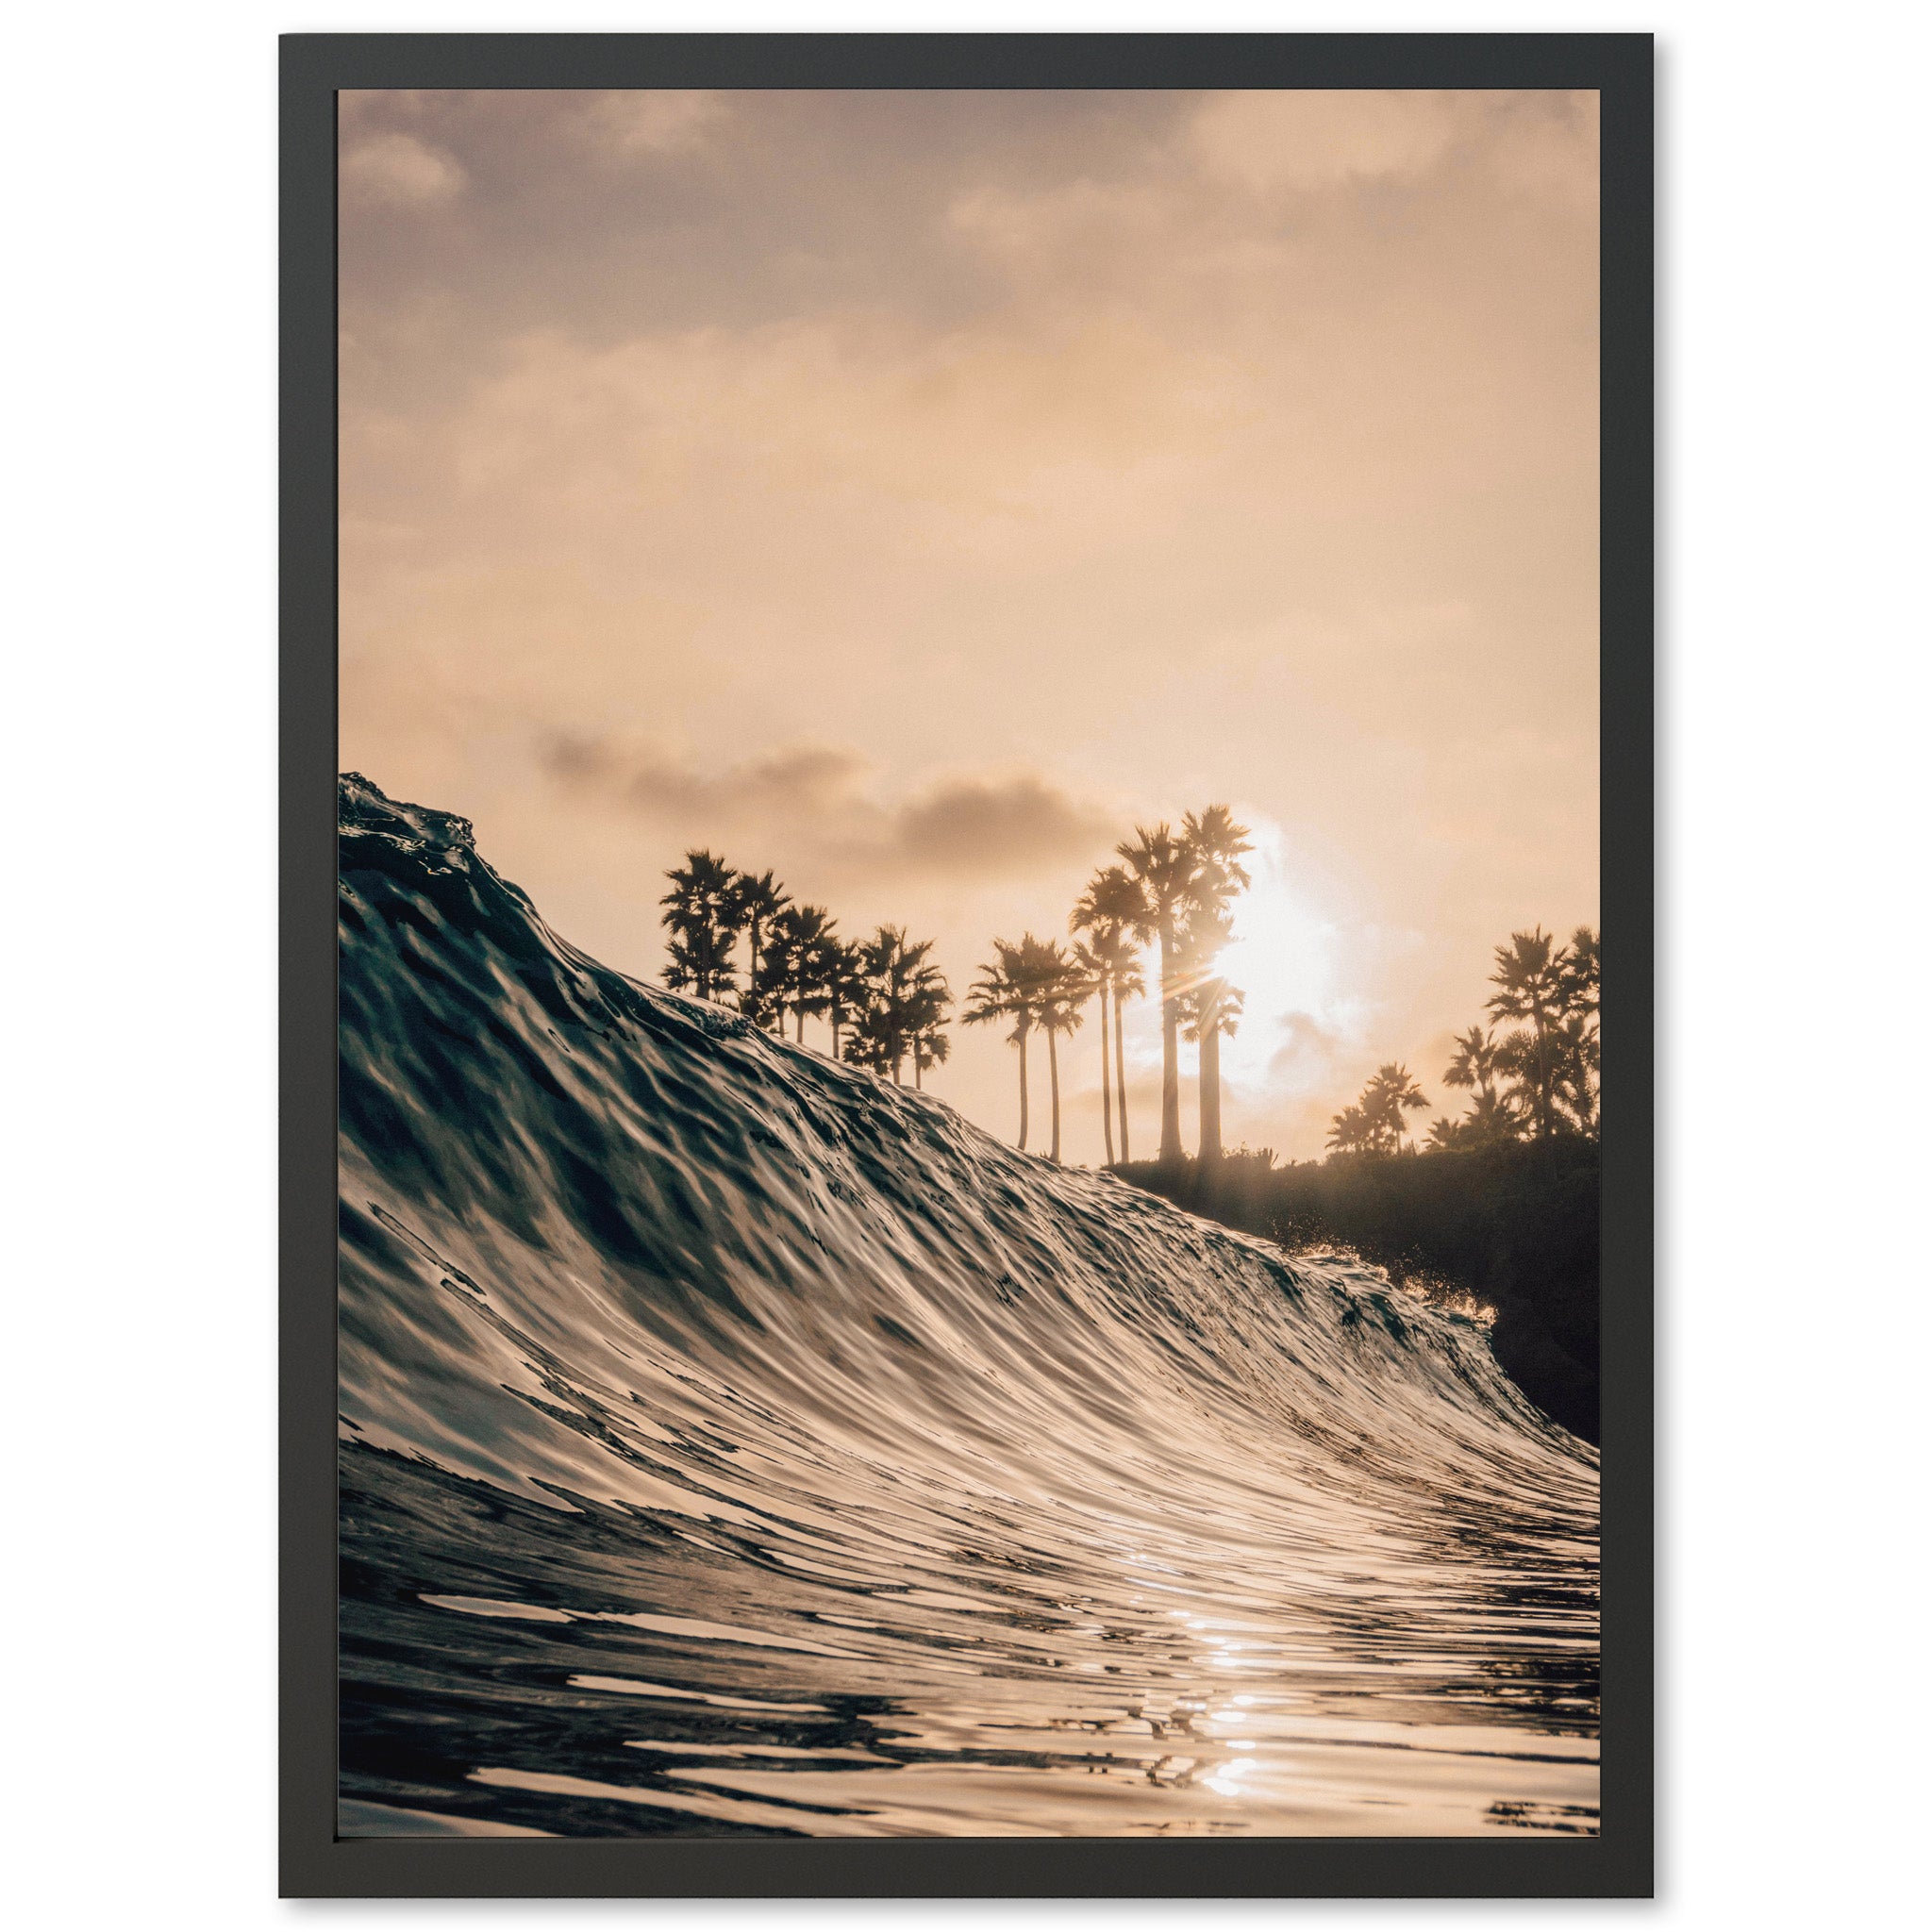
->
(339, 89), (1600, 1166)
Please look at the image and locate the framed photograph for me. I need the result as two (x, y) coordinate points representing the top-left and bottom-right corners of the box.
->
(283, 31), (1653, 1898)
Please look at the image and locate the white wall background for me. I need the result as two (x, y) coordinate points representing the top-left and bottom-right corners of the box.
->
(6, 1), (1925, 1924)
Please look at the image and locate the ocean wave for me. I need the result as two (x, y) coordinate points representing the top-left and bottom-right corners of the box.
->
(337, 773), (1599, 1838)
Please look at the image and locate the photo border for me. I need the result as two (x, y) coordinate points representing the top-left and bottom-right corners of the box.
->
(281, 29), (1654, 1898)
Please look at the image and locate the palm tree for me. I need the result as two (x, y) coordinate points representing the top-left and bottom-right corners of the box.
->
(844, 926), (948, 1084)
(1178, 807), (1253, 1166)
(732, 869), (791, 1032)
(1557, 924), (1601, 1133)
(1444, 1024), (1504, 1104)
(964, 939), (1035, 1148)
(1486, 927), (1566, 1139)
(1562, 925), (1601, 1023)
(1463, 1088), (1523, 1145)
(658, 850), (741, 1002)
(1426, 1089), (1520, 1150)
(766, 903), (836, 1042)
(1326, 1104), (1374, 1156)
(1029, 939), (1087, 1162)
(1106, 945), (1145, 1164)
(1552, 1009), (1600, 1136)
(1114, 824), (1201, 1169)
(1070, 864), (1147, 1165)
(822, 937), (865, 1061)
(900, 954), (954, 1091)
(1166, 919), (1243, 1158)
(1360, 1062), (1429, 1154)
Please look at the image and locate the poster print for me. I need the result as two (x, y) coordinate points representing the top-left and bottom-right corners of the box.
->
(305, 49), (1646, 1879)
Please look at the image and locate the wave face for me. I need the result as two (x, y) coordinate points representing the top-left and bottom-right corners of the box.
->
(337, 774), (1600, 1840)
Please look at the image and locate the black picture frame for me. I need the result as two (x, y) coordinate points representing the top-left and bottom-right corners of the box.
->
(282, 30), (1653, 1899)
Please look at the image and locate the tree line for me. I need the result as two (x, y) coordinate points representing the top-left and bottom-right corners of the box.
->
(658, 854), (951, 1086)
(657, 802), (1258, 1172)
(1326, 925), (1600, 1156)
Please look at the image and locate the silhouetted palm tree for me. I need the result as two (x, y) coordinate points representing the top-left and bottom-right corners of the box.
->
(1105, 943), (1145, 1164)
(1029, 939), (1087, 1162)
(1443, 1023), (1507, 1108)
(1115, 824), (1200, 1169)
(1070, 864), (1147, 1165)
(732, 869), (791, 1032)
(846, 926), (947, 1084)
(766, 903), (836, 1042)
(1425, 1089), (1520, 1150)
(1487, 927), (1567, 1139)
(901, 958), (953, 1091)
(1166, 935), (1243, 1158)
(823, 937), (865, 1061)
(1070, 941), (1110, 1159)
(1562, 925), (1601, 1023)
(1344, 1066), (1437, 1151)
(1357, 1061), (1429, 1154)
(1177, 807), (1253, 1166)
(1557, 924), (1600, 1134)
(1552, 1010), (1600, 1136)
(659, 850), (741, 1002)
(965, 939), (1035, 1148)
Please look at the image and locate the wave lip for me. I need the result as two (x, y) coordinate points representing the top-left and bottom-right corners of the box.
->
(337, 772), (1600, 1839)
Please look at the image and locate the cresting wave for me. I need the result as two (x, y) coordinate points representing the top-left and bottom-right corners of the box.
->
(337, 773), (1601, 1839)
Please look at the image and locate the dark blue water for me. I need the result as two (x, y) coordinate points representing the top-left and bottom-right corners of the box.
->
(337, 774), (1599, 1839)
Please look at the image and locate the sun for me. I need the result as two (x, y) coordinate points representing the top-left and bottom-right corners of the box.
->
(1211, 819), (1340, 1083)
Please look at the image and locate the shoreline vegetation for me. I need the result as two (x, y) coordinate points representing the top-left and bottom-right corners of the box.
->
(657, 815), (1600, 1437)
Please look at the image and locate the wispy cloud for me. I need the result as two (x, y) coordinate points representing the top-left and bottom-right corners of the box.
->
(340, 131), (466, 209)
(543, 734), (1115, 883)
(584, 90), (726, 158)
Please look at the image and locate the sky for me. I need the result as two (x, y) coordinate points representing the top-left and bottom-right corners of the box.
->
(339, 88), (1600, 1167)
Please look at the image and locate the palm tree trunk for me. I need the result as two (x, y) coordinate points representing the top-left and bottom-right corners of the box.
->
(1534, 1007), (1555, 1138)
(1017, 1026), (1030, 1151)
(1097, 985), (1115, 1166)
(1114, 988), (1129, 1161)
(914, 1050), (923, 1091)
(1158, 914), (1181, 1167)
(1048, 1029), (1061, 1162)
(1199, 1001), (1223, 1165)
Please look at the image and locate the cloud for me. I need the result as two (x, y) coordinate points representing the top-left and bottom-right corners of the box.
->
(1188, 90), (1598, 208)
(544, 734), (1111, 881)
(545, 734), (863, 820)
(340, 131), (466, 209)
(449, 311), (1244, 558)
(1190, 91), (1470, 192)
(947, 176), (1179, 267)
(1267, 1010), (1348, 1091)
(893, 774), (1115, 874)
(585, 90), (725, 157)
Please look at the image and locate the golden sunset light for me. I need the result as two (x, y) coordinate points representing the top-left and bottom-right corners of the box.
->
(339, 86), (1600, 1168)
